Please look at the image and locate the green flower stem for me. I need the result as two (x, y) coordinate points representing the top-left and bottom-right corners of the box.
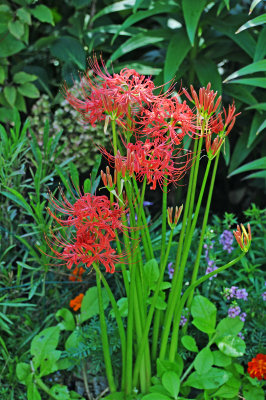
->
(115, 231), (129, 297)
(159, 138), (202, 360)
(95, 268), (116, 393)
(35, 377), (60, 399)
(151, 309), (161, 360)
(168, 252), (245, 362)
(111, 119), (118, 154)
(185, 151), (221, 315)
(132, 228), (175, 388)
(95, 266), (127, 391)
(82, 361), (92, 400)
(160, 176), (168, 267)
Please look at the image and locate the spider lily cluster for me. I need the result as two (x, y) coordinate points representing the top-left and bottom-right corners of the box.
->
(45, 57), (251, 397)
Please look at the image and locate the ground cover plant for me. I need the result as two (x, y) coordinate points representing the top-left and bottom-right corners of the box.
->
(10, 57), (265, 400)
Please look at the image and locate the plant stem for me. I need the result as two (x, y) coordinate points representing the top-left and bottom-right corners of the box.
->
(96, 268), (116, 393)
(82, 361), (92, 400)
(111, 119), (118, 154)
(160, 176), (168, 267)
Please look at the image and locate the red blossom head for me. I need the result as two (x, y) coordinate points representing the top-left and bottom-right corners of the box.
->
(183, 83), (222, 119)
(233, 223), (251, 252)
(247, 354), (266, 380)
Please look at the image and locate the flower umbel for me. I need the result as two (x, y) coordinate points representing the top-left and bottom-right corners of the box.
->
(247, 354), (266, 380)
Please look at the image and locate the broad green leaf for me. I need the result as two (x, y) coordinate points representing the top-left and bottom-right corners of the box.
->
(228, 77), (266, 89)
(213, 350), (232, 367)
(143, 258), (159, 293)
(184, 368), (230, 390)
(27, 383), (41, 400)
(157, 357), (184, 378)
(51, 36), (86, 70)
(13, 71), (37, 84)
(69, 162), (79, 189)
(162, 371), (180, 398)
(50, 385), (70, 400)
(194, 58), (222, 94)
(181, 335), (199, 352)
(224, 85), (257, 106)
(4, 86), (16, 106)
(31, 5), (54, 25)
(56, 308), (76, 331)
(236, 13), (266, 34)
(18, 82), (40, 98)
(80, 286), (109, 323)
(243, 170), (266, 180)
(164, 29), (191, 84)
(8, 20), (24, 40)
(39, 349), (61, 377)
(228, 157), (266, 177)
(224, 60), (266, 82)
(17, 8), (32, 25)
(1, 187), (33, 215)
(243, 384), (265, 400)
(217, 335), (246, 357)
(246, 102), (266, 111)
(254, 26), (266, 61)
(93, 0), (135, 22)
(192, 317), (216, 334)
(133, 0), (145, 13)
(31, 326), (60, 369)
(213, 376), (241, 398)
(111, 5), (178, 44)
(228, 131), (261, 174)
(249, 0), (263, 15)
(110, 297), (128, 318)
(16, 362), (31, 384)
(182, 0), (207, 46)
(194, 347), (213, 374)
(113, 62), (161, 75)
(0, 33), (25, 57)
(191, 295), (217, 331)
(216, 317), (243, 337)
(142, 394), (171, 400)
(0, 66), (5, 84)
(248, 111), (265, 147)
(109, 30), (171, 63)
(15, 92), (26, 112)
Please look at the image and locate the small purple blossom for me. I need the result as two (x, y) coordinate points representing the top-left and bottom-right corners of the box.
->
(228, 305), (241, 318)
(236, 288), (248, 301)
(262, 292), (266, 301)
(180, 315), (187, 326)
(205, 265), (218, 280)
(238, 332), (245, 340)
(219, 230), (234, 253)
(143, 201), (153, 206)
(240, 312), (247, 322)
(168, 262), (174, 280)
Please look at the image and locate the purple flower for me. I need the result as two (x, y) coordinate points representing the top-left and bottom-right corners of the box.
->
(180, 315), (187, 326)
(240, 312), (247, 322)
(219, 230), (234, 253)
(236, 288), (248, 301)
(238, 332), (245, 340)
(262, 292), (266, 301)
(168, 262), (174, 279)
(228, 305), (241, 318)
(205, 265), (218, 280)
(143, 201), (153, 206)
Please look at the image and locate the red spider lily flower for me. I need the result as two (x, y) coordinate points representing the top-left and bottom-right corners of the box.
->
(70, 293), (84, 311)
(183, 83), (222, 118)
(139, 96), (196, 144)
(63, 56), (159, 128)
(69, 266), (85, 282)
(247, 354), (266, 380)
(233, 223), (251, 252)
(167, 205), (183, 228)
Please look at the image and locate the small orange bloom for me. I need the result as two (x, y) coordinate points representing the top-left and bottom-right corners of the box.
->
(69, 293), (84, 311)
(247, 354), (266, 380)
(233, 223), (251, 252)
(69, 266), (85, 282)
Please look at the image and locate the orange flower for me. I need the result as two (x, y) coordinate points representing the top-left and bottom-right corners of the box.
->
(69, 293), (84, 311)
(69, 266), (85, 282)
(233, 223), (251, 252)
(247, 354), (266, 380)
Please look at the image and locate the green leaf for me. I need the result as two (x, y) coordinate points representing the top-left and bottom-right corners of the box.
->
(248, 111), (266, 147)
(39, 349), (61, 377)
(164, 29), (191, 84)
(110, 297), (128, 318)
(243, 384), (265, 400)
(224, 60), (266, 82)
(1, 187), (33, 215)
(51, 36), (86, 70)
(69, 162), (79, 189)
(217, 335), (246, 357)
(243, 170), (266, 180)
(31, 5), (54, 25)
(27, 382), (41, 400)
(8, 20), (24, 39)
(143, 258), (159, 294)
(56, 308), (76, 331)
(254, 26), (266, 61)
(4, 86), (16, 106)
(191, 295), (217, 332)
(192, 317), (216, 334)
(31, 326), (60, 369)
(111, 5), (179, 44)
(0, 33), (25, 57)
(142, 394), (171, 400)
(80, 286), (109, 323)
(216, 317), (243, 337)
(13, 71), (37, 84)
(194, 58), (222, 94)
(224, 85), (257, 106)
(236, 13), (266, 34)
(223, 136), (230, 166)
(109, 30), (171, 63)
(227, 77), (266, 89)
(50, 385), (70, 400)
(157, 357), (184, 378)
(182, 0), (207, 46)
(181, 335), (199, 352)
(213, 376), (241, 398)
(249, 0), (263, 15)
(18, 82), (40, 98)
(17, 8), (32, 25)
(16, 362), (31, 384)
(194, 347), (213, 374)
(184, 368), (230, 390)
(213, 350), (232, 367)
(228, 157), (266, 177)
(162, 371), (180, 398)
(93, 0), (135, 22)
(0, 66), (5, 84)
(246, 102), (266, 111)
